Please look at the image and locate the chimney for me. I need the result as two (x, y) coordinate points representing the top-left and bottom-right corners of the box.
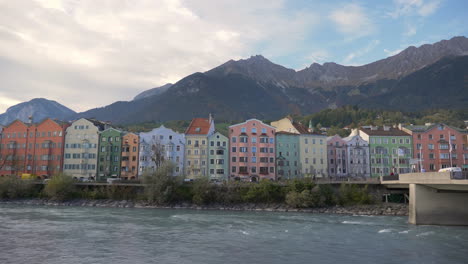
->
(398, 123), (402, 130)
(383, 125), (390, 131)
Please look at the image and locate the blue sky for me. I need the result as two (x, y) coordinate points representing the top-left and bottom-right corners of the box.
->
(0, 0), (466, 112)
(267, 0), (468, 68)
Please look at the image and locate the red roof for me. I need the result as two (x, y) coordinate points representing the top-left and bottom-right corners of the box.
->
(185, 118), (211, 135)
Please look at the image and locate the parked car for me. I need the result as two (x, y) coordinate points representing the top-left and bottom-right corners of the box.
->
(438, 167), (462, 172)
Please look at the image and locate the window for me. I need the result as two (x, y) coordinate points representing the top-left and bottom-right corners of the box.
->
(439, 144), (449, 150)
(251, 167), (257, 173)
(429, 134), (433, 140)
(239, 166), (248, 173)
(232, 147), (237, 152)
(210, 141), (214, 146)
(428, 144), (434, 150)
(261, 128), (266, 134)
(252, 137), (257, 143)
(252, 147), (257, 153)
(188, 140), (191, 145)
(440, 153), (449, 159)
(304, 138), (308, 144)
(240, 136), (248, 143)
(232, 166), (236, 172)
(232, 157), (237, 162)
(251, 157), (257, 163)
(240, 147), (248, 152)
(232, 137), (236, 143)
(102, 137), (107, 142)
(260, 167), (268, 174)
(429, 153), (434, 159)
(241, 127), (246, 133)
(252, 128), (257, 133)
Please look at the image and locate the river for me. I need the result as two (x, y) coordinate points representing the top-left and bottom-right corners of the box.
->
(0, 204), (467, 264)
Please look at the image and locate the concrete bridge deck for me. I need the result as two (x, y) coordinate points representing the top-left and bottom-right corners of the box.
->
(382, 171), (468, 226)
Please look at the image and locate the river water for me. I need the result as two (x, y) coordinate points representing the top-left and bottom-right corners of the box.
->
(0, 205), (467, 264)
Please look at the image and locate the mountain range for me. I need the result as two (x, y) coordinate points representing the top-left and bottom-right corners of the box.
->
(1, 36), (467, 126)
(0, 98), (76, 126)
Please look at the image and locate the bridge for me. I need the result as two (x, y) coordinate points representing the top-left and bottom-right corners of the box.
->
(382, 171), (468, 226)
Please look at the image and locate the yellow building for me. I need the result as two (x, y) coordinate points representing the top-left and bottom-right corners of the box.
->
(184, 115), (215, 179)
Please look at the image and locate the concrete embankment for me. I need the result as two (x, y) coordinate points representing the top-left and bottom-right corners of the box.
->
(0, 199), (408, 216)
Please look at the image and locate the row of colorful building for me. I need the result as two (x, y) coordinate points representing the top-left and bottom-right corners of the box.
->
(0, 116), (467, 181)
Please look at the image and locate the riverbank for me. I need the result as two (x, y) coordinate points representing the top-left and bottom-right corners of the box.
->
(0, 199), (408, 216)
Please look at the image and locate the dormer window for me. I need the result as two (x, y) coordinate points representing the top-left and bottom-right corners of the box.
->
(195, 127), (201, 132)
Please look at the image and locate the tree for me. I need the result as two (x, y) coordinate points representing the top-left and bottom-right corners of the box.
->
(43, 173), (76, 201)
(142, 162), (179, 204)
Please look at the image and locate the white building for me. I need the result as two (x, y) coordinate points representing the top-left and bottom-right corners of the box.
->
(343, 129), (371, 178)
(63, 118), (109, 179)
(139, 125), (185, 176)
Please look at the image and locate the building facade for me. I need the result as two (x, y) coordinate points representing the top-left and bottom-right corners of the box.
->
(343, 129), (371, 178)
(360, 126), (413, 177)
(139, 125), (185, 176)
(64, 118), (108, 179)
(208, 132), (229, 180)
(271, 117), (327, 178)
(185, 117), (215, 179)
(121, 133), (139, 179)
(402, 123), (468, 172)
(0, 119), (68, 178)
(275, 132), (300, 180)
(97, 128), (123, 180)
(326, 135), (348, 178)
(229, 119), (276, 181)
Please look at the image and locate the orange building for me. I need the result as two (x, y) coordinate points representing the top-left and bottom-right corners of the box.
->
(0, 118), (69, 178)
(120, 133), (139, 179)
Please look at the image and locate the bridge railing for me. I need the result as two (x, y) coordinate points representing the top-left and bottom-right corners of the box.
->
(381, 174), (400, 181)
(451, 171), (468, 180)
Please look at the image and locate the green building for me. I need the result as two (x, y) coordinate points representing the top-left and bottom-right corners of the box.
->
(208, 132), (229, 181)
(359, 126), (413, 177)
(275, 132), (300, 180)
(97, 128), (123, 180)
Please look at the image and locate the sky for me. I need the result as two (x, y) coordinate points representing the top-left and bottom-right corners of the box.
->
(0, 0), (467, 113)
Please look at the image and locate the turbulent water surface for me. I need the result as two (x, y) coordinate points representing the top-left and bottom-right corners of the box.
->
(0, 204), (467, 264)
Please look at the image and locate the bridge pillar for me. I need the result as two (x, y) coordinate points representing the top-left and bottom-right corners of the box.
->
(409, 184), (468, 226)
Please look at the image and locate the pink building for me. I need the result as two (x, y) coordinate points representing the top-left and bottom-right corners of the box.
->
(326, 135), (348, 178)
(402, 123), (468, 172)
(229, 119), (276, 181)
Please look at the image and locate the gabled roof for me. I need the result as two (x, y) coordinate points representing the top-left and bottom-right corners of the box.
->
(360, 127), (410, 136)
(185, 118), (212, 135)
(229, 118), (276, 129)
(35, 118), (69, 128)
(404, 123), (468, 134)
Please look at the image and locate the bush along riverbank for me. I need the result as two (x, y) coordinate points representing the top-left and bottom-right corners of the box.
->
(0, 166), (408, 216)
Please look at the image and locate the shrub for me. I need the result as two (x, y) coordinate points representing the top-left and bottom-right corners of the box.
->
(338, 184), (374, 206)
(43, 173), (76, 201)
(142, 162), (180, 204)
(0, 176), (37, 199)
(242, 180), (285, 203)
(319, 184), (337, 206)
(192, 178), (215, 205)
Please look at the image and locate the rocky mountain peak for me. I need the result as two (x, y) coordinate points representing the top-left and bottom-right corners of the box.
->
(0, 98), (76, 125)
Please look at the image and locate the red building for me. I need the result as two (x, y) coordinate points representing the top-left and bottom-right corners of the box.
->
(229, 119), (276, 181)
(0, 119), (69, 178)
(402, 123), (468, 172)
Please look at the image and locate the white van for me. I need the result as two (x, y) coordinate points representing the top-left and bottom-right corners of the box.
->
(438, 167), (462, 172)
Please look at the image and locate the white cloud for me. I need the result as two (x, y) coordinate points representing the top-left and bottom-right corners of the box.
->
(384, 48), (403, 56)
(329, 3), (375, 39)
(343, 39), (380, 65)
(306, 50), (330, 64)
(389, 0), (441, 18)
(404, 24), (417, 36)
(0, 0), (319, 112)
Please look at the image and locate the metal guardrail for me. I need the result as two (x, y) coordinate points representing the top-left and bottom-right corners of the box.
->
(451, 171), (468, 180)
(314, 177), (380, 184)
(381, 174), (400, 181)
